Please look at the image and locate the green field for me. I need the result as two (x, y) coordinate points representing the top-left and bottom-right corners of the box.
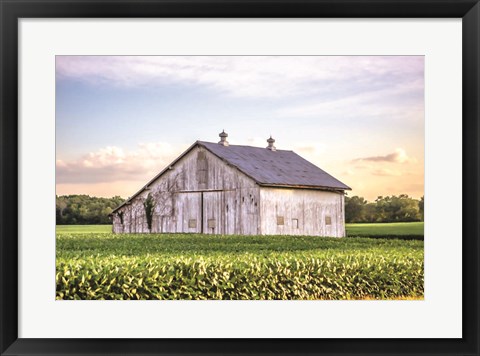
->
(56, 223), (424, 300)
(56, 225), (112, 233)
(57, 222), (425, 238)
(346, 222), (424, 239)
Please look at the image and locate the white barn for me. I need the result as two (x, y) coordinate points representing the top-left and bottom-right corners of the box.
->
(111, 131), (350, 237)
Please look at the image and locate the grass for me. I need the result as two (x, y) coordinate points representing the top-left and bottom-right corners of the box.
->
(346, 222), (424, 239)
(56, 225), (111, 233)
(56, 223), (424, 300)
(57, 222), (425, 238)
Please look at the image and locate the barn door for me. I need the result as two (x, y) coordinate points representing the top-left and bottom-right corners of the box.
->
(202, 191), (224, 234)
(174, 192), (202, 233)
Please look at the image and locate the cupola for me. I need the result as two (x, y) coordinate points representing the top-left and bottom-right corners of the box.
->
(266, 135), (276, 151)
(218, 130), (229, 146)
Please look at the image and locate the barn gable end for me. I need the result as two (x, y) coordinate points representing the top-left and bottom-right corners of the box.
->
(112, 144), (260, 234)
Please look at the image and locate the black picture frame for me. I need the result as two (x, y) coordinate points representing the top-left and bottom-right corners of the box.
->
(1, 1), (479, 355)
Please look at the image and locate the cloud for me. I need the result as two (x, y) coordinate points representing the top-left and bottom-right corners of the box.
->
(341, 169), (355, 176)
(56, 142), (186, 184)
(353, 148), (416, 164)
(56, 56), (424, 99)
(276, 77), (424, 122)
(371, 168), (402, 176)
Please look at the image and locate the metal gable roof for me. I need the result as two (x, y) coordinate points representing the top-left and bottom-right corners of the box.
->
(112, 140), (350, 214)
(198, 141), (351, 191)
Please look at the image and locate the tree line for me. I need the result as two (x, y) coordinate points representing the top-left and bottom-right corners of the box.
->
(56, 193), (424, 225)
(345, 194), (424, 223)
(56, 195), (125, 225)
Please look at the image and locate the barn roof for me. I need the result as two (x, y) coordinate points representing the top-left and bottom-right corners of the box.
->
(112, 139), (349, 213)
(198, 141), (350, 191)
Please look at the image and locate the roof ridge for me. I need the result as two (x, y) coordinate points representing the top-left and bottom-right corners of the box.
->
(198, 140), (293, 152)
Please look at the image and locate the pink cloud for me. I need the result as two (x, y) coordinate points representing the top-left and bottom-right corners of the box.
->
(56, 142), (186, 184)
(353, 148), (416, 164)
(371, 168), (402, 177)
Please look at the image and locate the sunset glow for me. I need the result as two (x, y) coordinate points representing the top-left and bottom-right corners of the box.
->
(56, 56), (424, 201)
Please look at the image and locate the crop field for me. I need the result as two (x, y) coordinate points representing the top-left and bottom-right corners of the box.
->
(56, 223), (424, 300)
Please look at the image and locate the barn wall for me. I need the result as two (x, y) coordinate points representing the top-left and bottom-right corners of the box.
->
(259, 187), (345, 237)
(113, 145), (260, 234)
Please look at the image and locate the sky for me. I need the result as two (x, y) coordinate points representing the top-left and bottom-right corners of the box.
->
(56, 56), (424, 201)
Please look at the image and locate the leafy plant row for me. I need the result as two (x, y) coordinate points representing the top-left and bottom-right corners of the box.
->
(56, 232), (424, 258)
(56, 254), (423, 300)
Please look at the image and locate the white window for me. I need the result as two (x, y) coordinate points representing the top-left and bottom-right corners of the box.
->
(292, 219), (299, 228)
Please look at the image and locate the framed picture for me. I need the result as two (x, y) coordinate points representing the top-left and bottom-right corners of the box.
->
(1, 0), (479, 355)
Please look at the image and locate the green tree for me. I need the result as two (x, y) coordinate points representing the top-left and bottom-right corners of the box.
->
(375, 195), (421, 222)
(364, 203), (378, 223)
(56, 195), (125, 225)
(345, 194), (423, 223)
(345, 196), (368, 223)
(418, 196), (424, 221)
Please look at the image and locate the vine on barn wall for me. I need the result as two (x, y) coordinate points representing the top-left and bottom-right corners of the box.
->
(117, 211), (124, 224)
(143, 193), (156, 232)
(119, 170), (184, 233)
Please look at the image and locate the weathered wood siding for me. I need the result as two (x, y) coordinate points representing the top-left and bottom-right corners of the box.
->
(259, 187), (345, 237)
(113, 145), (260, 234)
